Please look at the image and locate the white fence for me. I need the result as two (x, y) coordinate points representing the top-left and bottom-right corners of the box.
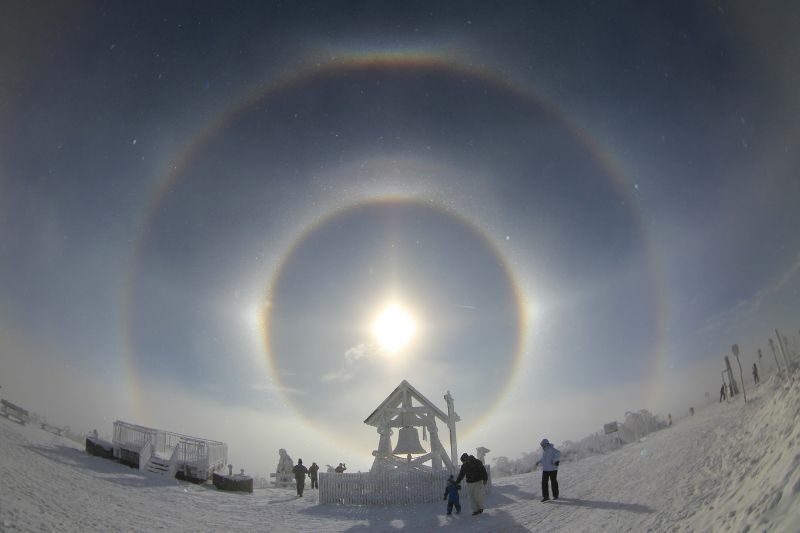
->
(112, 420), (227, 479)
(319, 470), (451, 505)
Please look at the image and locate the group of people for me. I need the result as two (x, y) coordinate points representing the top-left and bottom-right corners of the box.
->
(446, 452), (489, 515)
(443, 439), (561, 516)
(291, 460), (347, 496)
(288, 441), (562, 511)
(720, 363), (762, 402)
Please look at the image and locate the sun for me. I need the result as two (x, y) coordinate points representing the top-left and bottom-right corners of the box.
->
(372, 304), (417, 354)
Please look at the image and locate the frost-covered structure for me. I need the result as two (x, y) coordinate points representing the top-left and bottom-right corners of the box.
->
(111, 421), (227, 481)
(363, 380), (460, 474)
(271, 448), (295, 487)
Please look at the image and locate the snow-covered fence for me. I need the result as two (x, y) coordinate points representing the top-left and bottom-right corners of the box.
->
(139, 435), (154, 471)
(0, 399), (29, 425)
(112, 421), (227, 480)
(172, 436), (228, 480)
(319, 470), (450, 505)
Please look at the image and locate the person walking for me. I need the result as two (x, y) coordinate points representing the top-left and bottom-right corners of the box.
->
(292, 458), (308, 497)
(455, 453), (488, 515)
(752, 363), (760, 385)
(535, 438), (561, 502)
(308, 461), (319, 489)
(443, 474), (462, 515)
(719, 383), (727, 402)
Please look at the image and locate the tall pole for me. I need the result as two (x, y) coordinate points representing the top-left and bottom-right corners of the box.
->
(732, 344), (747, 403)
(444, 391), (458, 474)
(775, 329), (792, 370)
(724, 356), (739, 395)
(768, 338), (782, 374)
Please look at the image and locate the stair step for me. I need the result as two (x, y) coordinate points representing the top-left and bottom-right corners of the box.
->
(146, 456), (172, 475)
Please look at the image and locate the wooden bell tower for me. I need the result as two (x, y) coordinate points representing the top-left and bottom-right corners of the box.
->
(364, 380), (460, 474)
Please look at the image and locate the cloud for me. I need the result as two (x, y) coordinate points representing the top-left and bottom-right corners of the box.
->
(320, 367), (356, 383)
(699, 253), (800, 333)
(321, 343), (380, 382)
(345, 343), (378, 363)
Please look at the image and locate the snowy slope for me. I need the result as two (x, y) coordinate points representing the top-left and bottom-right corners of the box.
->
(1, 377), (798, 532)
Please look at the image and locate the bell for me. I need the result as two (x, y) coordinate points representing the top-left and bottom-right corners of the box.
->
(392, 427), (426, 455)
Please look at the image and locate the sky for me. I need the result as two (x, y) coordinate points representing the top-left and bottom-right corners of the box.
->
(1, 1), (799, 475)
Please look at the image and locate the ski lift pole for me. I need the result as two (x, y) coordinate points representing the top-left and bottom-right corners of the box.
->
(775, 329), (792, 371)
(732, 344), (747, 404)
(768, 338), (782, 375)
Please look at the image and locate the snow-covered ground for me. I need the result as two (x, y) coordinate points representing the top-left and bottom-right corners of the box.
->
(1, 376), (798, 532)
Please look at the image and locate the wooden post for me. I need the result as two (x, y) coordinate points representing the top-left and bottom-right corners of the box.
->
(444, 391), (457, 474)
(732, 344), (747, 403)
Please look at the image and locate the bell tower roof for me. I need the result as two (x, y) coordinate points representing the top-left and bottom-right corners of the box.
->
(363, 379), (459, 426)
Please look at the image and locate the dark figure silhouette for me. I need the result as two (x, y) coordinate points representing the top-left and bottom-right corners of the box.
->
(292, 459), (308, 496)
(752, 363), (760, 385)
(308, 462), (319, 489)
(720, 384), (727, 402)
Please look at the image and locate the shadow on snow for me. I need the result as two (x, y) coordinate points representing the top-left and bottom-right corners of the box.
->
(550, 497), (655, 514)
(22, 443), (183, 489)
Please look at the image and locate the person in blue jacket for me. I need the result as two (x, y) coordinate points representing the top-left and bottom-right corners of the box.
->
(535, 438), (561, 502)
(443, 474), (461, 515)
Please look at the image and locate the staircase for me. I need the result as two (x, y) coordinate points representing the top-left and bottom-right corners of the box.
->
(145, 454), (173, 476)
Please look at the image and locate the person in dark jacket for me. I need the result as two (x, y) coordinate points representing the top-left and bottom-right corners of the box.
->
(443, 474), (461, 515)
(292, 459), (308, 496)
(720, 384), (727, 402)
(455, 453), (488, 515)
(752, 363), (760, 385)
(308, 462), (319, 489)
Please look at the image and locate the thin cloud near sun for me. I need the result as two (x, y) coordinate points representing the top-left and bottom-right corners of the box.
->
(320, 343), (381, 383)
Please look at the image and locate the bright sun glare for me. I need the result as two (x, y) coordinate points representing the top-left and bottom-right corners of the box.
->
(372, 304), (417, 354)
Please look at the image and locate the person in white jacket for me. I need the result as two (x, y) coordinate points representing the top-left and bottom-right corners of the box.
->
(535, 438), (561, 502)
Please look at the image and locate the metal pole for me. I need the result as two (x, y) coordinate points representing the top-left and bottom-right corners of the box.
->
(732, 344), (747, 404)
(768, 338), (782, 374)
(724, 356), (739, 395)
(775, 329), (792, 371)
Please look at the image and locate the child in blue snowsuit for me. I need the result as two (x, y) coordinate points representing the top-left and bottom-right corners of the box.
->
(443, 475), (462, 515)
